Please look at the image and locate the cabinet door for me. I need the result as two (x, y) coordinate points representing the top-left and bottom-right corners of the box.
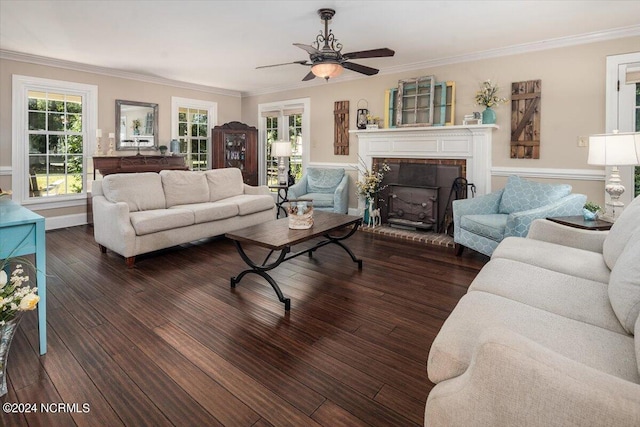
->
(224, 132), (248, 171)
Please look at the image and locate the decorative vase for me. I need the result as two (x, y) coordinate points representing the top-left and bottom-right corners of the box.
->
(0, 315), (22, 397)
(583, 209), (598, 221)
(362, 198), (370, 224)
(482, 107), (496, 124)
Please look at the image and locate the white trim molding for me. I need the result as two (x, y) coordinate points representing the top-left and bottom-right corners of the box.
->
(491, 167), (606, 181)
(0, 166), (11, 176)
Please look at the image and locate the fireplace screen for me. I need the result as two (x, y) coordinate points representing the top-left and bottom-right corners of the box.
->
(387, 185), (439, 231)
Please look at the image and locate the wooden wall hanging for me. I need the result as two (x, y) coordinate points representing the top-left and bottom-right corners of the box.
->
(510, 80), (541, 159)
(334, 100), (349, 155)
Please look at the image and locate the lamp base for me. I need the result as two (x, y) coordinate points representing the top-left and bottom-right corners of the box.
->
(603, 166), (626, 222)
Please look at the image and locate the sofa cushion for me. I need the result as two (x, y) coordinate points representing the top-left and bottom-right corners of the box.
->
(102, 172), (166, 212)
(205, 168), (245, 202)
(492, 236), (611, 284)
(296, 193), (334, 208)
(223, 195), (274, 216)
(635, 314), (640, 376)
(469, 258), (626, 334)
(459, 214), (507, 242)
(603, 195), (640, 270)
(129, 208), (194, 236)
(307, 168), (345, 194)
(170, 202), (239, 224)
(427, 291), (638, 385)
(160, 170), (209, 208)
(498, 175), (572, 214)
(608, 229), (640, 334)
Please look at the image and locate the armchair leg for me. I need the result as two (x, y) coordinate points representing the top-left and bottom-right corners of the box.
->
(125, 257), (136, 268)
(455, 243), (464, 256)
(99, 244), (107, 254)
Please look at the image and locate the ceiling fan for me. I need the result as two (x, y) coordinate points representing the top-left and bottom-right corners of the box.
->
(256, 8), (395, 82)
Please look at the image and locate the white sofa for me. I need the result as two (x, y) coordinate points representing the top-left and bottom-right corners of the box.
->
(92, 168), (276, 267)
(425, 195), (640, 426)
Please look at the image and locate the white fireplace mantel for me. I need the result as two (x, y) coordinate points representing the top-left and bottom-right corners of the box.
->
(351, 124), (498, 196)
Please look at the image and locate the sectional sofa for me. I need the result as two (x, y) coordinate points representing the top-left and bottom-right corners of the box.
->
(426, 195), (640, 426)
(92, 168), (276, 267)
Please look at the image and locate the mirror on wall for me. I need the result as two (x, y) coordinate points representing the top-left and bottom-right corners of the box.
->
(115, 100), (158, 151)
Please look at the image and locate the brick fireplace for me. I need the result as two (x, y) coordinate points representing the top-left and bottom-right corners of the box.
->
(352, 125), (498, 232)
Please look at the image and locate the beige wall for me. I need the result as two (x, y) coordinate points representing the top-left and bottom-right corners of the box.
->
(0, 58), (242, 217)
(242, 36), (640, 209)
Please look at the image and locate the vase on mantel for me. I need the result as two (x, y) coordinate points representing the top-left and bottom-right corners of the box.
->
(482, 107), (496, 124)
(0, 314), (22, 397)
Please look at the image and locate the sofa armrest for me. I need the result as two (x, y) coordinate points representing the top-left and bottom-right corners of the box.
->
(288, 175), (308, 200)
(92, 195), (137, 257)
(452, 189), (503, 236)
(526, 218), (608, 253)
(425, 328), (640, 427)
(504, 193), (587, 238)
(333, 175), (349, 214)
(243, 184), (271, 196)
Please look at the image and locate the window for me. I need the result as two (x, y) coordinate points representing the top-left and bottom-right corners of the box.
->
(171, 97), (217, 171)
(12, 75), (97, 206)
(258, 98), (310, 187)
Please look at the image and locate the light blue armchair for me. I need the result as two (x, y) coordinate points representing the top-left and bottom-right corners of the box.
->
(288, 167), (349, 214)
(453, 175), (587, 257)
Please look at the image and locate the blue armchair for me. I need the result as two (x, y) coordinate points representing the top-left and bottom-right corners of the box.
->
(453, 175), (587, 256)
(288, 167), (349, 214)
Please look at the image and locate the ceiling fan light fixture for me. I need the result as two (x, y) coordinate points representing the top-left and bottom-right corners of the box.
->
(311, 62), (343, 80)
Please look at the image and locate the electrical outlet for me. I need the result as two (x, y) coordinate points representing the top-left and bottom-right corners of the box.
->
(578, 136), (589, 147)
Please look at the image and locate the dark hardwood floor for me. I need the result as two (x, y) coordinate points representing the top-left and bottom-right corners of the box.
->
(1, 225), (487, 427)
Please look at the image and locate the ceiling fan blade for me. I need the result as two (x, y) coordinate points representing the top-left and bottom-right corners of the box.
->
(342, 48), (395, 60)
(293, 43), (321, 55)
(256, 60), (309, 69)
(342, 62), (379, 76)
(302, 71), (316, 81)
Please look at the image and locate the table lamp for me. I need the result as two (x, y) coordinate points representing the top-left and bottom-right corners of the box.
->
(588, 130), (640, 221)
(272, 141), (292, 185)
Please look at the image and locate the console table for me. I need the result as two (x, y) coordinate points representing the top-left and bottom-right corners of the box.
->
(0, 198), (47, 355)
(92, 155), (188, 179)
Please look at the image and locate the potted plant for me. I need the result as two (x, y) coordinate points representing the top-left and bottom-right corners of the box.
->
(158, 145), (168, 155)
(583, 201), (601, 221)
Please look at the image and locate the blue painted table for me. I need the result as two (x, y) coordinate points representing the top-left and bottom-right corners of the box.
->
(0, 198), (47, 355)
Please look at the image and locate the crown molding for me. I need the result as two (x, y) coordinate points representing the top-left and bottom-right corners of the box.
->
(243, 25), (640, 97)
(0, 49), (242, 98)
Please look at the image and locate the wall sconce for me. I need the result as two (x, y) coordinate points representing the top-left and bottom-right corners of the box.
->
(272, 141), (292, 185)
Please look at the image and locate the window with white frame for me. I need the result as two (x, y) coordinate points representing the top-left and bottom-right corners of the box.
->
(12, 75), (97, 206)
(171, 97), (217, 171)
(258, 98), (310, 187)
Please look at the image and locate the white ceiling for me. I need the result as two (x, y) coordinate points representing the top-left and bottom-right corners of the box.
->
(1, 1), (640, 96)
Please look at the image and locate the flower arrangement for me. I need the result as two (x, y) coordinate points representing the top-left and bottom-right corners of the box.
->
(366, 114), (380, 125)
(356, 156), (390, 202)
(0, 261), (40, 325)
(475, 80), (509, 108)
(132, 119), (141, 132)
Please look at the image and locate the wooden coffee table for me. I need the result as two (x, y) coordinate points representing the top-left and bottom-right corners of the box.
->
(225, 211), (363, 310)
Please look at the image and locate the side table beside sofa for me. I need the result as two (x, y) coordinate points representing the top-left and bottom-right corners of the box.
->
(426, 194), (640, 426)
(92, 168), (276, 267)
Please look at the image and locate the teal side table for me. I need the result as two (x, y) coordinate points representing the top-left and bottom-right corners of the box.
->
(0, 198), (47, 355)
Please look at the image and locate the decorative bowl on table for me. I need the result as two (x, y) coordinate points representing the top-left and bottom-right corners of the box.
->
(288, 199), (313, 229)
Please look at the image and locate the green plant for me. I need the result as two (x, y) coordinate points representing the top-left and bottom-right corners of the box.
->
(584, 201), (601, 213)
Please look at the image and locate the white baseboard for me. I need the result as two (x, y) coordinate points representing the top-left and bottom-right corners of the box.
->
(45, 213), (87, 230)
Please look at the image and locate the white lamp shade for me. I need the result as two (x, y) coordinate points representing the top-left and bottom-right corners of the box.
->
(588, 132), (640, 166)
(311, 62), (343, 79)
(272, 141), (292, 157)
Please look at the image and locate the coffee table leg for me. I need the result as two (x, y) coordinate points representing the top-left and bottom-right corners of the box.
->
(230, 241), (292, 310)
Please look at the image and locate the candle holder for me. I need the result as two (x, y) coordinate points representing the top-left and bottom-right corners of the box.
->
(94, 137), (102, 156)
(107, 136), (115, 156)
